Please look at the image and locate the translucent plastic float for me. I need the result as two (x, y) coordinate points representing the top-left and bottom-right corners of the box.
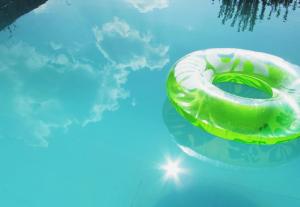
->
(166, 49), (300, 144)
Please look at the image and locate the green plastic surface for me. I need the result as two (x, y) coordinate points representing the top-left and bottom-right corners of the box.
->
(167, 49), (300, 144)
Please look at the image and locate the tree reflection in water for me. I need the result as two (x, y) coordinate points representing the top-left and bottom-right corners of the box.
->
(0, 0), (47, 33)
(213, 0), (300, 31)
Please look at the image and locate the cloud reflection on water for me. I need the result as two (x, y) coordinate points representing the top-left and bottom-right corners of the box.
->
(0, 17), (169, 146)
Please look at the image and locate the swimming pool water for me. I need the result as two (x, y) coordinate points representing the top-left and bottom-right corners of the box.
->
(0, 0), (300, 206)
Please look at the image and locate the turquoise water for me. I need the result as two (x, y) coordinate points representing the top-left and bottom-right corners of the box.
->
(0, 0), (300, 206)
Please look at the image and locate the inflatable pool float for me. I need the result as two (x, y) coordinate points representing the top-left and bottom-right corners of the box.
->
(166, 49), (300, 144)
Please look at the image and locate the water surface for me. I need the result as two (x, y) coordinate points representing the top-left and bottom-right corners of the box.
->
(0, 0), (300, 206)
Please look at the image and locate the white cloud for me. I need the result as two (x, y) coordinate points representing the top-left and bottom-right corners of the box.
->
(0, 42), (95, 146)
(82, 65), (130, 126)
(0, 17), (169, 146)
(13, 95), (71, 147)
(0, 42), (98, 75)
(92, 17), (169, 70)
(83, 17), (169, 125)
(0, 42), (49, 71)
(127, 0), (169, 13)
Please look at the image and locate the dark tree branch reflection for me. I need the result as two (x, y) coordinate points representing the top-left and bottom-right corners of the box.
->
(213, 0), (300, 31)
(0, 0), (47, 32)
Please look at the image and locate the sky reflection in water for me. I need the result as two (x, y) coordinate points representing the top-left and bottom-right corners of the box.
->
(0, 0), (300, 206)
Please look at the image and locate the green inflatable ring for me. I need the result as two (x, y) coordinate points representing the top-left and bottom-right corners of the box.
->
(166, 48), (300, 144)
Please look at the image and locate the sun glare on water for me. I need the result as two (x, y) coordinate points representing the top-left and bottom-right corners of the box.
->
(160, 157), (188, 185)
